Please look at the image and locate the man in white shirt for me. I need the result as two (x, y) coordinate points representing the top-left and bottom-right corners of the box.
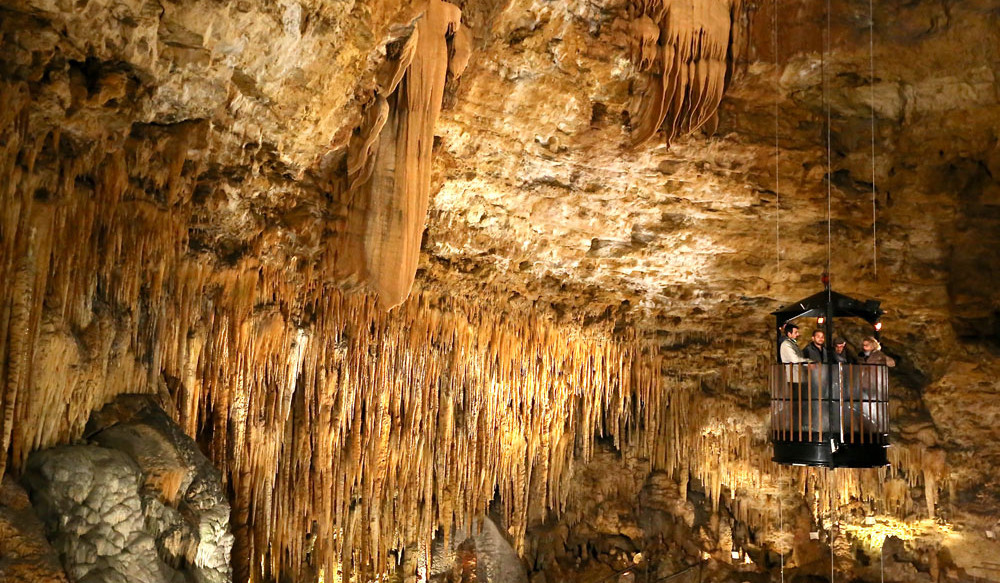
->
(778, 323), (812, 438)
(780, 323), (810, 364)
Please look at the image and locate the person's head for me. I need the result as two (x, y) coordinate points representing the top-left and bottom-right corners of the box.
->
(811, 330), (825, 346)
(784, 323), (800, 340)
(861, 336), (880, 353)
(834, 337), (847, 353)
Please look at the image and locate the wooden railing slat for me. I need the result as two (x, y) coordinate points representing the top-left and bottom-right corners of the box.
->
(797, 367), (803, 443)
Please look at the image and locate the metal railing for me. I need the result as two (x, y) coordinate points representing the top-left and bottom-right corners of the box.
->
(770, 363), (889, 446)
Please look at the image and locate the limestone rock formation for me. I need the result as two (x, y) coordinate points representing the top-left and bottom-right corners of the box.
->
(24, 446), (176, 583)
(338, 0), (474, 307)
(22, 395), (233, 583)
(1, 0), (1000, 581)
(428, 517), (529, 583)
(626, 0), (744, 146)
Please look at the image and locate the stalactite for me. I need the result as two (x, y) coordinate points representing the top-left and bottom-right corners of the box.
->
(626, 0), (743, 147)
(270, 293), (662, 579)
(339, 0), (470, 309)
(0, 60), (958, 582)
(0, 90), (664, 579)
(640, 345), (954, 569)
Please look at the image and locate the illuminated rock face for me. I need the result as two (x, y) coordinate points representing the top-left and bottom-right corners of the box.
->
(22, 396), (233, 583)
(1, 0), (1000, 581)
(428, 516), (528, 583)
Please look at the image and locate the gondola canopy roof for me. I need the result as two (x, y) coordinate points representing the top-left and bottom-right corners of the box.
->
(771, 289), (884, 328)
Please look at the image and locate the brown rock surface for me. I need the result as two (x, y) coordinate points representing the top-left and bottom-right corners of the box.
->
(0, 477), (69, 583)
(1, 0), (999, 581)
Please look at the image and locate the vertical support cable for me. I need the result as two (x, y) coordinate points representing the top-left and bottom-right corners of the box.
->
(779, 468), (785, 583)
(870, 0), (878, 279)
(829, 471), (836, 583)
(880, 465), (886, 583)
(825, 0), (833, 279)
(774, 0), (781, 279)
(830, 510), (836, 582)
(822, 0), (837, 460)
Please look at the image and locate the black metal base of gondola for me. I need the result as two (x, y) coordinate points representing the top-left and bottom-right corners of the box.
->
(772, 440), (888, 468)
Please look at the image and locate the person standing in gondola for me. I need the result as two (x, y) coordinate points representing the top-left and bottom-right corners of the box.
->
(779, 323), (810, 364)
(832, 337), (855, 364)
(778, 323), (810, 437)
(802, 329), (828, 363)
(859, 336), (895, 367)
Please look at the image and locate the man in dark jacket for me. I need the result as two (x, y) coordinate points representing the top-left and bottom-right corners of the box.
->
(802, 329), (828, 363)
(832, 337), (856, 364)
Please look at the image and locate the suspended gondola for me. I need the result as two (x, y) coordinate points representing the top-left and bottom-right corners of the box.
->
(770, 278), (890, 468)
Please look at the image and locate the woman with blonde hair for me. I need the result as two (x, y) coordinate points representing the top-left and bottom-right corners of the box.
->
(859, 336), (895, 367)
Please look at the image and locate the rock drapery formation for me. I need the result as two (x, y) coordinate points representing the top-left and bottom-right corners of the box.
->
(626, 0), (743, 146)
(340, 0), (473, 307)
(2, 0), (1000, 581)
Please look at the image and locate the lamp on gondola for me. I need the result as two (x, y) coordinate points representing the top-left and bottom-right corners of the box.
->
(769, 278), (890, 468)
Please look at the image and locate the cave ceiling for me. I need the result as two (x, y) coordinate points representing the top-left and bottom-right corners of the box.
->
(3, 0), (1000, 580)
(4, 0), (996, 328)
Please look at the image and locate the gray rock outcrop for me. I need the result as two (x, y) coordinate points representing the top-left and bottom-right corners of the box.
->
(22, 395), (233, 583)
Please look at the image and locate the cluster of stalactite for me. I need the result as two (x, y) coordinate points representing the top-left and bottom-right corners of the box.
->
(671, 395), (954, 558)
(1, 64), (955, 580)
(644, 350), (954, 559)
(625, 0), (745, 146)
(0, 79), (666, 582)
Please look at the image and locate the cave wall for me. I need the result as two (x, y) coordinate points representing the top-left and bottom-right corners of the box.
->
(0, 55), (666, 576)
(2, 0), (1000, 581)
